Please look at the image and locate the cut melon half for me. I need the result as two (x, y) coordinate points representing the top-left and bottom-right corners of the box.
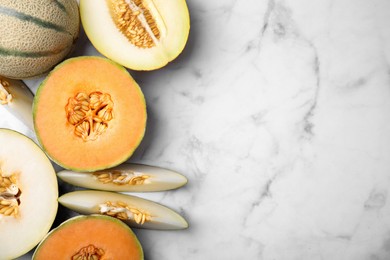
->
(33, 214), (143, 260)
(59, 190), (188, 230)
(0, 128), (58, 259)
(0, 76), (34, 130)
(80, 0), (190, 70)
(33, 56), (147, 172)
(57, 163), (188, 192)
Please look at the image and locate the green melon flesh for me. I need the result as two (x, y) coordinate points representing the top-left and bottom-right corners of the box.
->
(0, 128), (58, 259)
(59, 190), (188, 230)
(80, 0), (190, 70)
(57, 163), (188, 192)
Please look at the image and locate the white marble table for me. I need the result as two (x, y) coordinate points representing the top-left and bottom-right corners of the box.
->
(2, 0), (390, 259)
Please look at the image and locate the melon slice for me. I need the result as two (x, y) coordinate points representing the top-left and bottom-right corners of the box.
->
(0, 76), (34, 130)
(57, 163), (187, 192)
(33, 214), (143, 260)
(80, 0), (190, 70)
(33, 56), (147, 172)
(59, 190), (188, 230)
(0, 128), (58, 259)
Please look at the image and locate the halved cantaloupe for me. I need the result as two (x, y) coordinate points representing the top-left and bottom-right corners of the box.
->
(33, 214), (143, 260)
(80, 0), (190, 70)
(33, 56), (147, 172)
(57, 163), (188, 192)
(59, 190), (188, 230)
(0, 128), (58, 259)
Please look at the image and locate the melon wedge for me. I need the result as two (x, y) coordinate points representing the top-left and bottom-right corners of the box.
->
(57, 163), (187, 192)
(0, 128), (58, 259)
(33, 56), (147, 172)
(0, 76), (34, 130)
(58, 190), (188, 230)
(33, 214), (143, 260)
(80, 0), (190, 70)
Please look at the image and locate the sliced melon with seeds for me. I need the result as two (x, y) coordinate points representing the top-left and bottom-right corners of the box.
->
(0, 76), (34, 130)
(33, 214), (143, 260)
(80, 0), (190, 70)
(57, 163), (187, 192)
(33, 56), (147, 172)
(0, 128), (58, 259)
(58, 190), (188, 230)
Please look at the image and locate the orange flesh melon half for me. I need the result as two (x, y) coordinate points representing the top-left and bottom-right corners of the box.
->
(33, 214), (143, 260)
(33, 56), (147, 172)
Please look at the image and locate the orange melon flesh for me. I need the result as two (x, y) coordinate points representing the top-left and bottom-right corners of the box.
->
(33, 215), (143, 259)
(33, 56), (147, 171)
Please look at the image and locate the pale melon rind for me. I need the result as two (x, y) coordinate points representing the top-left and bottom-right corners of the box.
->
(57, 163), (188, 192)
(0, 128), (58, 259)
(80, 0), (190, 71)
(58, 190), (188, 230)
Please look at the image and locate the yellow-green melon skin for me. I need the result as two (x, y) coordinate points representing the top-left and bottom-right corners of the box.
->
(0, 0), (80, 79)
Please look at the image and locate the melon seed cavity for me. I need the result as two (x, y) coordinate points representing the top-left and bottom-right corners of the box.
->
(71, 244), (105, 260)
(107, 0), (164, 48)
(0, 169), (21, 218)
(66, 92), (114, 142)
(0, 79), (12, 105)
(93, 170), (150, 185)
(99, 201), (151, 225)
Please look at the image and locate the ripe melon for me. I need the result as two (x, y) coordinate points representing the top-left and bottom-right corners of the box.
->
(59, 190), (189, 230)
(33, 56), (147, 172)
(80, 0), (190, 71)
(33, 214), (144, 260)
(57, 163), (188, 192)
(0, 128), (58, 259)
(0, 0), (80, 79)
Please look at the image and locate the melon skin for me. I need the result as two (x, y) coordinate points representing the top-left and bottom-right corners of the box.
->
(80, 0), (190, 71)
(0, 0), (80, 79)
(33, 214), (144, 260)
(0, 128), (58, 260)
(33, 56), (147, 172)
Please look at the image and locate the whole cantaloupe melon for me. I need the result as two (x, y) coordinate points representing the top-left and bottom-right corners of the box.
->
(0, 0), (80, 79)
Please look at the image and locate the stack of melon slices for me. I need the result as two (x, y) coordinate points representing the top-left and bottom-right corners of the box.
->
(0, 0), (191, 258)
(0, 57), (189, 260)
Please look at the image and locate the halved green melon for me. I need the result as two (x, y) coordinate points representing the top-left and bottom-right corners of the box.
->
(59, 190), (188, 230)
(0, 128), (58, 259)
(33, 215), (143, 260)
(57, 163), (188, 192)
(0, 76), (34, 130)
(80, 0), (190, 70)
(33, 56), (147, 172)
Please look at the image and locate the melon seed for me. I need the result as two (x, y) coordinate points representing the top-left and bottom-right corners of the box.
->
(0, 171), (21, 217)
(0, 79), (12, 105)
(107, 0), (161, 48)
(71, 244), (105, 260)
(99, 201), (152, 224)
(93, 170), (150, 186)
(66, 92), (114, 142)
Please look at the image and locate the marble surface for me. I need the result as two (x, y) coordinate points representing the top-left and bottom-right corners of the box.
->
(2, 0), (390, 259)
